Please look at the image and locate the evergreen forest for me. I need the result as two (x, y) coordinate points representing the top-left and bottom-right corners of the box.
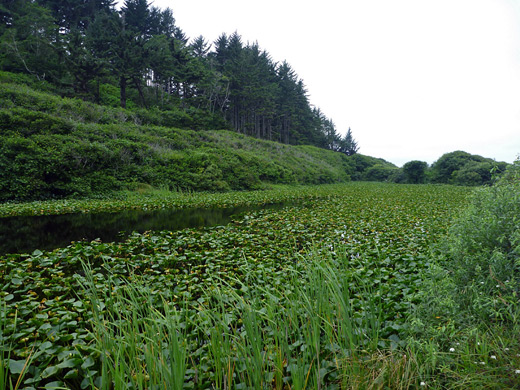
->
(0, 0), (358, 153)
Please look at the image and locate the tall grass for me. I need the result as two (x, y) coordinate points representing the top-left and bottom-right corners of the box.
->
(78, 261), (188, 390)
(77, 245), (403, 389)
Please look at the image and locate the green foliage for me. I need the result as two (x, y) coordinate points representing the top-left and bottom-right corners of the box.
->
(0, 71), (56, 93)
(1, 0), (349, 152)
(451, 160), (497, 186)
(447, 161), (520, 304)
(97, 83), (120, 108)
(363, 164), (399, 182)
(402, 160), (428, 184)
(0, 80), (363, 200)
(0, 183), (471, 388)
(0, 0), (61, 81)
(344, 154), (397, 181)
(410, 158), (520, 342)
(430, 150), (507, 186)
(405, 161), (520, 389)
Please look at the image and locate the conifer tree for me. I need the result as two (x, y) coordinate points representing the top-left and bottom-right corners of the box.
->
(339, 127), (359, 156)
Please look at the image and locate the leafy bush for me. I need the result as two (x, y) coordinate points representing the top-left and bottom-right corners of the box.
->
(0, 79), (393, 200)
(0, 70), (56, 93)
(345, 154), (397, 181)
(430, 150), (507, 185)
(98, 83), (120, 108)
(363, 164), (399, 182)
(402, 160), (428, 184)
(0, 108), (74, 136)
(411, 159), (520, 340)
(450, 160), (505, 186)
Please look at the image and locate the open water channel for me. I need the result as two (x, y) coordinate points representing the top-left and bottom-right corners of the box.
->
(0, 204), (287, 255)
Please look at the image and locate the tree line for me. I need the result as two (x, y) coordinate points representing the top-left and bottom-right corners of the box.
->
(0, 0), (359, 154)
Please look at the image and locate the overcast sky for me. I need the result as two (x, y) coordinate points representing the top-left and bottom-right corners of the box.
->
(150, 0), (520, 167)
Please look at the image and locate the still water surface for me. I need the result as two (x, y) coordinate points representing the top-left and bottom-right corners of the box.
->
(0, 204), (285, 255)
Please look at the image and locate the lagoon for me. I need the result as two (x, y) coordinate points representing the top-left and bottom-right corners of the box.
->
(0, 204), (286, 255)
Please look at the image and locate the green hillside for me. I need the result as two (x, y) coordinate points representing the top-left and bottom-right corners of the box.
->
(0, 73), (395, 201)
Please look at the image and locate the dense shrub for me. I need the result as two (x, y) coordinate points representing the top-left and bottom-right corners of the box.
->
(344, 154), (397, 181)
(363, 164), (399, 182)
(411, 159), (520, 340)
(451, 160), (497, 186)
(402, 160), (428, 184)
(430, 150), (507, 185)
(0, 78), (417, 200)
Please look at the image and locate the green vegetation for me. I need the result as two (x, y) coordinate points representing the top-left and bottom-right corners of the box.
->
(2, 166), (520, 388)
(0, 0), (356, 151)
(407, 161), (520, 388)
(374, 150), (510, 186)
(0, 75), (395, 201)
(1, 182), (474, 388)
(0, 183), (375, 218)
(1, 0), (518, 388)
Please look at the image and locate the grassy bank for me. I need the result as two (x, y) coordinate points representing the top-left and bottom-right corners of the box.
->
(0, 182), (391, 218)
(0, 74), (395, 202)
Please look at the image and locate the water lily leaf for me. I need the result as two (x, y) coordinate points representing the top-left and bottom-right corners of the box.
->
(41, 364), (60, 378)
(44, 380), (64, 389)
(39, 323), (52, 331)
(64, 368), (79, 379)
(9, 359), (27, 374)
(57, 358), (81, 369)
(39, 341), (53, 350)
(81, 356), (95, 370)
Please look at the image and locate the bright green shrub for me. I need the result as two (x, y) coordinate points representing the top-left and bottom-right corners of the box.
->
(450, 160), (505, 186)
(98, 83), (121, 108)
(412, 159), (520, 338)
(430, 150), (507, 185)
(363, 164), (398, 182)
(447, 161), (520, 289)
(0, 108), (74, 135)
(345, 154), (396, 181)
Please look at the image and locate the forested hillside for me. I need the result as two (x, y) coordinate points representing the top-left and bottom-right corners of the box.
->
(0, 0), (507, 202)
(0, 73), (394, 201)
(0, 0), (357, 152)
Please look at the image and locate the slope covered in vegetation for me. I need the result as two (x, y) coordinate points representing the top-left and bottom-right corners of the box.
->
(0, 74), (394, 201)
(0, 0), (356, 152)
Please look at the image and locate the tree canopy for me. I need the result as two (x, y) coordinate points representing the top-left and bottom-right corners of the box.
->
(0, 0), (358, 154)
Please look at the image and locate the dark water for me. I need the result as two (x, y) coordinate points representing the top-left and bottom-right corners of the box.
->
(0, 204), (284, 255)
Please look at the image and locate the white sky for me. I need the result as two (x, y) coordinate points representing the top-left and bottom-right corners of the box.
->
(150, 0), (520, 166)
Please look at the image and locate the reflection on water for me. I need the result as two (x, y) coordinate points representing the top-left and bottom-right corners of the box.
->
(0, 204), (286, 255)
